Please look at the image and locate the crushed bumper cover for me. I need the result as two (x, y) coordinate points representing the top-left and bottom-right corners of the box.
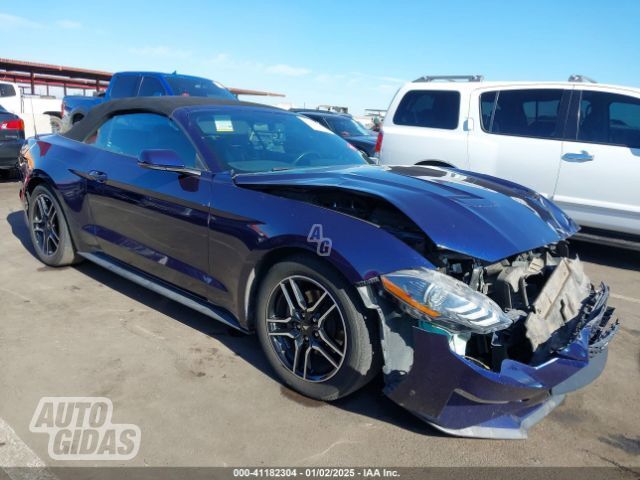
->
(381, 284), (618, 439)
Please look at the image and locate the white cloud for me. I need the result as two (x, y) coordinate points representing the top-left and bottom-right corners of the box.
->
(0, 13), (87, 32)
(312, 71), (405, 91)
(208, 54), (310, 78)
(56, 19), (82, 29)
(208, 53), (264, 72)
(128, 46), (192, 59)
(314, 73), (346, 83)
(375, 84), (398, 92)
(377, 75), (405, 84)
(211, 53), (230, 63)
(0, 12), (42, 29)
(265, 63), (311, 77)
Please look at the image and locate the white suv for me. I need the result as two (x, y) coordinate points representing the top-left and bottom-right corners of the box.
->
(377, 75), (640, 248)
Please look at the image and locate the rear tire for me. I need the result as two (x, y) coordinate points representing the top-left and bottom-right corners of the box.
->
(256, 254), (380, 401)
(28, 185), (81, 267)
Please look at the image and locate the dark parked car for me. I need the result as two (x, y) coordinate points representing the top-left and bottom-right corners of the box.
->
(19, 97), (619, 438)
(291, 109), (377, 157)
(0, 105), (24, 177)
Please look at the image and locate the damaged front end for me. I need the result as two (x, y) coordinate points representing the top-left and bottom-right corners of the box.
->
(358, 244), (619, 439)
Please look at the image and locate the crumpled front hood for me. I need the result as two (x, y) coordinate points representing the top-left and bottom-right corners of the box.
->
(234, 165), (578, 262)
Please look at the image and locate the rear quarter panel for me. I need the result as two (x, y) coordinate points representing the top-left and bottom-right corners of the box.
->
(21, 136), (98, 252)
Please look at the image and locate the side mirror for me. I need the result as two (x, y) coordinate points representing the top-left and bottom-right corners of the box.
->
(138, 150), (201, 176)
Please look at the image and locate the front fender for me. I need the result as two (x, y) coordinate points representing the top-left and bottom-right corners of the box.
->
(243, 215), (434, 328)
(208, 174), (434, 327)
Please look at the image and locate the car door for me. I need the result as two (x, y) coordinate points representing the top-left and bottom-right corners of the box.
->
(83, 112), (214, 298)
(554, 88), (640, 235)
(467, 87), (571, 198)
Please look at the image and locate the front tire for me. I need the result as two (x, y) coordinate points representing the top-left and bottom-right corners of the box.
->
(28, 185), (81, 266)
(256, 255), (380, 401)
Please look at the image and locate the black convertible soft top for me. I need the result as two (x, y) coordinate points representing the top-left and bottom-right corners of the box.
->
(63, 96), (277, 142)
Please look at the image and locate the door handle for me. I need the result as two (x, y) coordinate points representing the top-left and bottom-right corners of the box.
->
(88, 170), (108, 183)
(562, 151), (594, 162)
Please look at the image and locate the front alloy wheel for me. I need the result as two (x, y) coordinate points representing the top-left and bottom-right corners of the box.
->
(266, 275), (347, 382)
(257, 255), (380, 401)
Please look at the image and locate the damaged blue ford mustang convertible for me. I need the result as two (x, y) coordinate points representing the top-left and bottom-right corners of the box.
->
(19, 97), (619, 439)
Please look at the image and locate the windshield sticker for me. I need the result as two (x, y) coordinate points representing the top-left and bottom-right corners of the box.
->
(215, 116), (234, 132)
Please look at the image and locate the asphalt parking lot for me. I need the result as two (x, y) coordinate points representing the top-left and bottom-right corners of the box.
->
(0, 178), (638, 472)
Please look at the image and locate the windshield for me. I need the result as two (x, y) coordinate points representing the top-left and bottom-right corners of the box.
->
(165, 76), (237, 100)
(323, 115), (371, 138)
(190, 108), (367, 173)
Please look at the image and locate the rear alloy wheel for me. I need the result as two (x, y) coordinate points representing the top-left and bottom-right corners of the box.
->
(257, 255), (380, 401)
(28, 185), (80, 267)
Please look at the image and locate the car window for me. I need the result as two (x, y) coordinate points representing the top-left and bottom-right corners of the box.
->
(485, 89), (564, 139)
(0, 84), (17, 97)
(304, 115), (327, 128)
(190, 108), (366, 173)
(393, 90), (460, 129)
(164, 76), (236, 100)
(323, 116), (370, 138)
(577, 91), (640, 148)
(109, 75), (140, 98)
(86, 113), (200, 168)
(138, 76), (165, 97)
(479, 91), (497, 130)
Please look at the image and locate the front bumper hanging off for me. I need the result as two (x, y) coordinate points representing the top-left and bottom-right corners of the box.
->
(364, 277), (619, 439)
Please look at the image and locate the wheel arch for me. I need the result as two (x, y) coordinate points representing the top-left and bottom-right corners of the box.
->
(242, 247), (361, 331)
(25, 170), (56, 201)
(25, 173), (81, 252)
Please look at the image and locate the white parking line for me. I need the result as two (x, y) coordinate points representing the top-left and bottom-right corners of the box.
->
(610, 293), (640, 305)
(0, 417), (56, 480)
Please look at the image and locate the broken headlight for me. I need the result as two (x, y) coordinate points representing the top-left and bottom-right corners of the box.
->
(380, 268), (512, 334)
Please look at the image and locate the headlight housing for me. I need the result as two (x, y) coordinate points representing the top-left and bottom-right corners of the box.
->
(380, 268), (512, 334)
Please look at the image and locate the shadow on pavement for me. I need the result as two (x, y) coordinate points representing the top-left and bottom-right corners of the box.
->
(6, 207), (637, 436)
(0, 173), (19, 184)
(70, 259), (436, 436)
(571, 240), (640, 271)
(6, 210), (37, 258)
(13, 209), (639, 436)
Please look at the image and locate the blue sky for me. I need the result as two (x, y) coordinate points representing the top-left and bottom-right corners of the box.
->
(2, 0), (640, 115)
